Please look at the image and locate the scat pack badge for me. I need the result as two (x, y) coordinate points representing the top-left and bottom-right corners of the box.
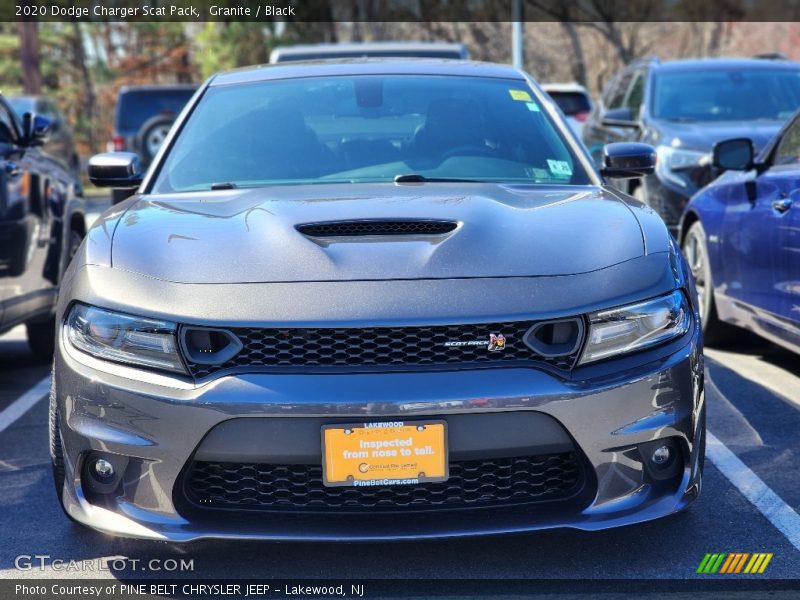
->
(443, 333), (507, 352)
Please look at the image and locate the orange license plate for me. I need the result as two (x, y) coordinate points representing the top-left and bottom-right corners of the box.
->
(321, 420), (448, 487)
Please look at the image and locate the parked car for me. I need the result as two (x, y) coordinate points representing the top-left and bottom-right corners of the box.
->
(270, 41), (469, 63)
(542, 83), (593, 137)
(679, 115), (800, 352)
(55, 59), (703, 541)
(108, 84), (197, 169)
(8, 95), (81, 181)
(583, 57), (800, 234)
(0, 95), (84, 360)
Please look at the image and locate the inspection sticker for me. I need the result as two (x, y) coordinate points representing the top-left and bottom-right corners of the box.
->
(547, 159), (573, 177)
(509, 89), (533, 102)
(526, 101), (540, 112)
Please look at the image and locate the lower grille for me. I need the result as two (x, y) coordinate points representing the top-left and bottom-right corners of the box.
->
(183, 453), (584, 513)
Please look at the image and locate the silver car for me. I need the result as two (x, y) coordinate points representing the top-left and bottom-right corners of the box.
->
(52, 60), (704, 541)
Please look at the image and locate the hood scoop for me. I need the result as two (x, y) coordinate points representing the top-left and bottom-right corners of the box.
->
(296, 219), (458, 238)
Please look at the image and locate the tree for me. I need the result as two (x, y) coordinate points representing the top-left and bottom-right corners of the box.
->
(18, 21), (42, 94)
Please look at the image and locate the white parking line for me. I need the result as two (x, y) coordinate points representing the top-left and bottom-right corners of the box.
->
(707, 430), (800, 551)
(0, 375), (50, 434)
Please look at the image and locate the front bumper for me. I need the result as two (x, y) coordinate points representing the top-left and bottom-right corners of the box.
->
(54, 326), (704, 542)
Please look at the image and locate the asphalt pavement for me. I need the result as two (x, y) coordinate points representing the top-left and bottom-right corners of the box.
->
(0, 196), (797, 587)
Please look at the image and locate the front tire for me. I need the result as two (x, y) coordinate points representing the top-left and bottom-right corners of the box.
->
(26, 229), (82, 362)
(682, 220), (736, 346)
(26, 318), (57, 362)
(48, 374), (67, 513)
(137, 116), (174, 166)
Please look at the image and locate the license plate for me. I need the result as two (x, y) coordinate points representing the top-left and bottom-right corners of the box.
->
(321, 420), (448, 487)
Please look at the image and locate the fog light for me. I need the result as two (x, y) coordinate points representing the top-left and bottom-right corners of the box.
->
(93, 458), (114, 479)
(651, 445), (671, 465)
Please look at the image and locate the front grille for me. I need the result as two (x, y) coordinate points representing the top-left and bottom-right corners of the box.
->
(297, 220), (457, 237)
(183, 453), (584, 513)
(182, 321), (584, 379)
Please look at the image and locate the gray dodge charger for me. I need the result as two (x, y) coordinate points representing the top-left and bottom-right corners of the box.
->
(52, 60), (704, 541)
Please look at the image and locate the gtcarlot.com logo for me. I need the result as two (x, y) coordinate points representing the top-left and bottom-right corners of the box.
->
(696, 552), (773, 574)
(14, 555), (194, 572)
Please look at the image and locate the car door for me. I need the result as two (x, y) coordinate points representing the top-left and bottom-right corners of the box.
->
(582, 69), (635, 165)
(0, 98), (53, 328)
(719, 114), (800, 341)
(761, 117), (800, 336)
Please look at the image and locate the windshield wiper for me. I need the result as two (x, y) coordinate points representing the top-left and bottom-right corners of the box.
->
(210, 182), (238, 190)
(394, 174), (482, 184)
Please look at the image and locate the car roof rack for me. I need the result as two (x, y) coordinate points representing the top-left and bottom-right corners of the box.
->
(753, 52), (789, 60)
(627, 55), (660, 68)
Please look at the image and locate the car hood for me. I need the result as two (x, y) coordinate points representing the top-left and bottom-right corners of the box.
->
(111, 184), (646, 284)
(657, 120), (781, 153)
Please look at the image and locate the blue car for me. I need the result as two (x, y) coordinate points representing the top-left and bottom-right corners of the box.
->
(679, 114), (800, 351)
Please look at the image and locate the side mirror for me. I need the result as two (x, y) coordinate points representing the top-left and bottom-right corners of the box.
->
(21, 112), (54, 146)
(87, 152), (143, 188)
(601, 107), (638, 128)
(713, 138), (754, 171)
(600, 142), (656, 179)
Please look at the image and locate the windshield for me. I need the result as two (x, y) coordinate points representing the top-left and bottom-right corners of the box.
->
(151, 75), (591, 193)
(653, 68), (800, 122)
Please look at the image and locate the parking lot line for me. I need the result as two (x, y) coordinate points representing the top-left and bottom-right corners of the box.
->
(707, 430), (800, 551)
(0, 375), (50, 434)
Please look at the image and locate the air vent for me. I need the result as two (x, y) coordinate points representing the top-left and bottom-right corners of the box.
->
(181, 327), (243, 365)
(524, 318), (585, 358)
(296, 220), (457, 237)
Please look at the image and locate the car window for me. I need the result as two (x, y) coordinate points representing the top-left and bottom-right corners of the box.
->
(7, 97), (34, 118)
(152, 75), (592, 193)
(653, 68), (800, 122)
(773, 115), (800, 166)
(546, 91), (591, 116)
(37, 101), (59, 120)
(625, 72), (645, 119)
(605, 71), (634, 109)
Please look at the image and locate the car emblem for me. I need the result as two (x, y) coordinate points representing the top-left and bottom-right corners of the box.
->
(443, 333), (508, 351)
(488, 334), (506, 352)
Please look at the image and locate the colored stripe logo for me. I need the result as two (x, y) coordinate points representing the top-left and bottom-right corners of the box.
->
(697, 553), (773, 574)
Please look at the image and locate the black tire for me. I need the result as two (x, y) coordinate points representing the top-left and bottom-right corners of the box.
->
(26, 318), (57, 362)
(50, 373), (86, 527)
(136, 115), (175, 166)
(681, 220), (737, 346)
(26, 230), (82, 362)
(697, 402), (706, 477)
(48, 373), (68, 513)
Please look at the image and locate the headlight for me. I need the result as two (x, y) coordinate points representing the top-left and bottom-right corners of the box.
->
(65, 303), (186, 374)
(655, 146), (711, 189)
(579, 291), (691, 365)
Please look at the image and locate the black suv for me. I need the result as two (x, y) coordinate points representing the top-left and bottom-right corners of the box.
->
(0, 95), (84, 360)
(108, 85), (197, 169)
(582, 57), (800, 233)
